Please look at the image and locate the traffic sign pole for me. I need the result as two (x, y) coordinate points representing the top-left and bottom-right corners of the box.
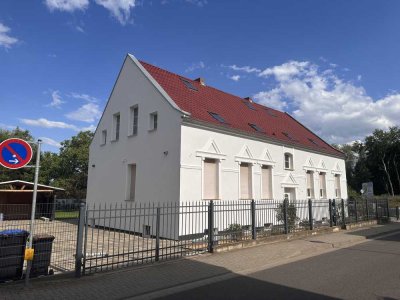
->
(25, 139), (42, 286)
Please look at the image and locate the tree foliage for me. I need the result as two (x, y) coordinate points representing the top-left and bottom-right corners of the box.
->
(0, 129), (93, 199)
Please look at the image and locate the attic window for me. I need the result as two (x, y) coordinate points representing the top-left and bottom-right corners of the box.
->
(243, 101), (257, 111)
(265, 109), (277, 117)
(209, 112), (226, 124)
(282, 132), (298, 142)
(181, 78), (198, 91)
(249, 123), (265, 133)
(308, 138), (319, 146)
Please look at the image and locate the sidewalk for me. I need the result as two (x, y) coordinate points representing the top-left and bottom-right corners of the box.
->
(1, 223), (399, 300)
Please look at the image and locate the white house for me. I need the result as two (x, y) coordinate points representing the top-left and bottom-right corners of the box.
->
(86, 54), (347, 237)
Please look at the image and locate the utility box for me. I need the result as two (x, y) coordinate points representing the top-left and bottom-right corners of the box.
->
(31, 234), (55, 277)
(0, 229), (28, 281)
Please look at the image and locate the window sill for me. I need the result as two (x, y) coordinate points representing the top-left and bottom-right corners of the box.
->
(127, 134), (137, 138)
(100, 143), (106, 147)
(148, 128), (157, 133)
(110, 139), (119, 143)
(284, 168), (294, 171)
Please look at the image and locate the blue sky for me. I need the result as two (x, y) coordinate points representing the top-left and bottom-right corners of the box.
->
(1, 0), (400, 151)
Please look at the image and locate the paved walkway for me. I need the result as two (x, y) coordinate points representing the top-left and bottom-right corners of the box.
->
(1, 223), (399, 300)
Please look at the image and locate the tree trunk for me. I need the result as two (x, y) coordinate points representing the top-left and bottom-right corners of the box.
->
(382, 156), (395, 196)
(393, 156), (400, 195)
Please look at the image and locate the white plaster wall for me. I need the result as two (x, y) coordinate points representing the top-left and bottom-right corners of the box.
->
(86, 57), (182, 209)
(180, 125), (348, 202)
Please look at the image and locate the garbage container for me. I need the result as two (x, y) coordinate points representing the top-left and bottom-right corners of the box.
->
(31, 234), (55, 277)
(0, 229), (29, 281)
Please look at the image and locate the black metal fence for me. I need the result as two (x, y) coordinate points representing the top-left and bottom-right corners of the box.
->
(1, 198), (396, 281)
(0, 203), (80, 282)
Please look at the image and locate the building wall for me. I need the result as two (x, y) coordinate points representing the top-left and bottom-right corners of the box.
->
(86, 56), (183, 208)
(180, 124), (348, 202)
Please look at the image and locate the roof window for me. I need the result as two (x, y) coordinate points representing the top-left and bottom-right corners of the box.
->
(181, 78), (198, 91)
(208, 112), (226, 124)
(282, 132), (298, 142)
(249, 123), (265, 133)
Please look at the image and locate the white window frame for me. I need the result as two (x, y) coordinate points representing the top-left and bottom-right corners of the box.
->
(334, 174), (341, 199)
(239, 162), (254, 200)
(319, 172), (327, 199)
(201, 157), (221, 200)
(129, 105), (138, 136)
(261, 165), (273, 200)
(306, 171), (315, 199)
(149, 111), (158, 131)
(101, 130), (107, 146)
(112, 112), (120, 141)
(284, 153), (293, 170)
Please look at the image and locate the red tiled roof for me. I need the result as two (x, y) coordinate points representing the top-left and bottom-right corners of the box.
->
(140, 61), (343, 157)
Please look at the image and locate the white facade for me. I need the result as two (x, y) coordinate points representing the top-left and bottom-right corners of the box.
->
(86, 54), (347, 238)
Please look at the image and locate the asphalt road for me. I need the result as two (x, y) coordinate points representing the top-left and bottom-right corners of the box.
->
(157, 232), (400, 300)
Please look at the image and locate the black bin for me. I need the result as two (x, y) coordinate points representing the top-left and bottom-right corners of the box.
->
(31, 234), (55, 277)
(0, 229), (28, 281)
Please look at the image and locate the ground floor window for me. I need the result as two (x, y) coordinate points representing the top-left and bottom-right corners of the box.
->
(261, 165), (272, 199)
(306, 171), (315, 199)
(334, 174), (341, 198)
(204, 158), (219, 200)
(319, 172), (327, 199)
(240, 163), (252, 199)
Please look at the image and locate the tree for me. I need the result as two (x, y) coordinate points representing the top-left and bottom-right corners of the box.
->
(52, 131), (94, 199)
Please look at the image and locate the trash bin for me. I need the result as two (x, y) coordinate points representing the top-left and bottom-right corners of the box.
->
(0, 229), (29, 281)
(31, 234), (55, 277)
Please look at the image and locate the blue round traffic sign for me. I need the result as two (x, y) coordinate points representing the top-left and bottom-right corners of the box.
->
(0, 138), (33, 169)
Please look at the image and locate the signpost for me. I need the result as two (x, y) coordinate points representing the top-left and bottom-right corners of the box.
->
(0, 137), (41, 286)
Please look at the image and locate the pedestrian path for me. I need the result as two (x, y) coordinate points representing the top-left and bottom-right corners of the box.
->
(1, 223), (399, 300)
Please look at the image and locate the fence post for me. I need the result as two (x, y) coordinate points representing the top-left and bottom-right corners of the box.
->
(251, 200), (256, 240)
(283, 199), (289, 234)
(208, 200), (214, 253)
(375, 199), (379, 220)
(333, 199), (337, 226)
(75, 201), (86, 278)
(308, 199), (313, 230)
(354, 199), (358, 223)
(329, 199), (333, 227)
(365, 198), (369, 221)
(396, 206), (399, 221)
(155, 207), (161, 261)
(341, 199), (346, 229)
(386, 198), (390, 220)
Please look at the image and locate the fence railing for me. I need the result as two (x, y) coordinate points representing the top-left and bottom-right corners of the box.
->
(1, 198), (396, 281)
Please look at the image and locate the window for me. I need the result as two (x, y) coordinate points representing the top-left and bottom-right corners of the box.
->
(265, 109), (277, 117)
(282, 132), (298, 142)
(319, 172), (327, 199)
(208, 112), (226, 124)
(129, 105), (138, 136)
(261, 166), (272, 199)
(308, 138), (319, 146)
(149, 112), (158, 131)
(284, 153), (293, 170)
(127, 164), (136, 201)
(240, 163), (252, 199)
(113, 113), (120, 141)
(249, 123), (265, 133)
(243, 101), (256, 110)
(101, 130), (107, 145)
(334, 174), (341, 198)
(203, 158), (218, 200)
(181, 78), (198, 91)
(306, 171), (315, 199)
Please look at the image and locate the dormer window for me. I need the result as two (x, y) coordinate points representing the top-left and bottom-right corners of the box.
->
(284, 153), (293, 170)
(243, 101), (256, 111)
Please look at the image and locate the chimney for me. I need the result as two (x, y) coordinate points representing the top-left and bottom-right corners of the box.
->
(194, 77), (206, 86)
(243, 97), (253, 103)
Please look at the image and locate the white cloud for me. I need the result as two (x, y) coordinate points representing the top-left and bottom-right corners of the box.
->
(70, 92), (98, 102)
(65, 103), (101, 122)
(226, 64), (260, 74)
(0, 23), (18, 49)
(94, 0), (136, 25)
(81, 124), (96, 131)
(75, 25), (85, 32)
(185, 61), (205, 73)
(39, 137), (61, 148)
(20, 118), (79, 131)
(185, 0), (207, 7)
(253, 60), (400, 143)
(47, 90), (66, 108)
(0, 123), (17, 130)
(45, 0), (89, 12)
(229, 75), (240, 82)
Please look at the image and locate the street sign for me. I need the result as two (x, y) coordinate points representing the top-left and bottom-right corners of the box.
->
(0, 138), (33, 169)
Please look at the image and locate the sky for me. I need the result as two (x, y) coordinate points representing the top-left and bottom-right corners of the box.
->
(1, 0), (400, 152)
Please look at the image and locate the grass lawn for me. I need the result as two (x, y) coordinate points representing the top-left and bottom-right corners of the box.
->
(55, 210), (79, 219)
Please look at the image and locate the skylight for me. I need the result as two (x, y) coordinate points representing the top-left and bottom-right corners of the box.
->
(209, 112), (226, 124)
(265, 109), (277, 117)
(180, 78), (198, 91)
(282, 132), (298, 142)
(243, 101), (257, 111)
(249, 123), (265, 133)
(308, 138), (319, 146)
